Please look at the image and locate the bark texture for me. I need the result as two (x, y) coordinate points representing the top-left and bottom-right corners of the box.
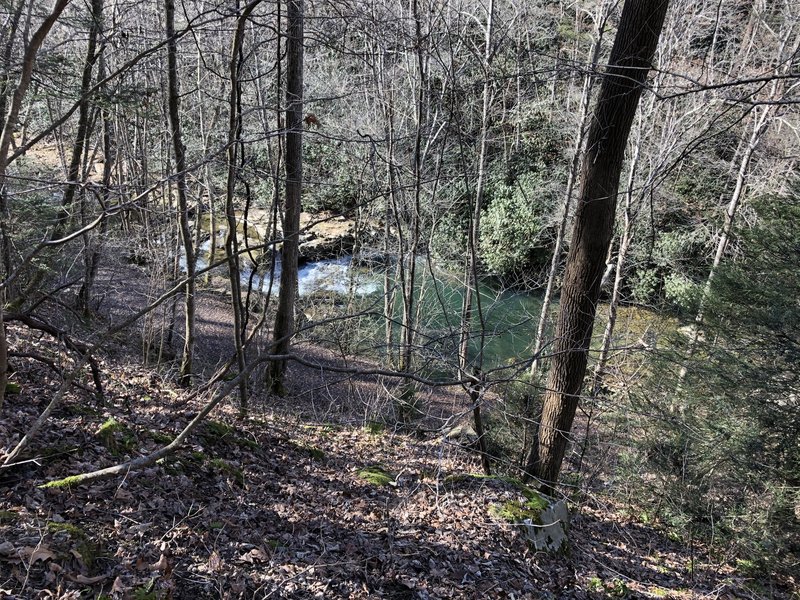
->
(270, 0), (303, 392)
(525, 0), (670, 488)
(165, 0), (196, 386)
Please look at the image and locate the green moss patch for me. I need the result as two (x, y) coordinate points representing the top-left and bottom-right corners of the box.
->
(204, 420), (234, 439)
(209, 458), (245, 486)
(40, 475), (84, 489)
(95, 417), (136, 456)
(490, 499), (545, 524)
(200, 420), (255, 449)
(46, 521), (100, 569)
(47, 521), (85, 537)
(290, 441), (326, 461)
(358, 466), (393, 486)
(235, 436), (261, 451)
(147, 430), (172, 445)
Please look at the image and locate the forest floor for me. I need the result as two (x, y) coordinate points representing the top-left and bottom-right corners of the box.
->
(0, 258), (795, 599)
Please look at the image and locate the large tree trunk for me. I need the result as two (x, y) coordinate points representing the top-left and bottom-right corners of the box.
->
(529, 1), (609, 377)
(524, 0), (670, 489)
(269, 0), (303, 393)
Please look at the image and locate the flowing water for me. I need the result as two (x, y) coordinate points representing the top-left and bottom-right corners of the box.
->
(188, 238), (544, 372)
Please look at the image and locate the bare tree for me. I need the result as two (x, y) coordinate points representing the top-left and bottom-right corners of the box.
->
(165, 0), (196, 386)
(0, 0), (73, 412)
(457, 0), (495, 476)
(224, 0), (266, 408)
(675, 3), (800, 394)
(269, 0), (303, 393)
(524, 0), (670, 489)
(529, 0), (611, 377)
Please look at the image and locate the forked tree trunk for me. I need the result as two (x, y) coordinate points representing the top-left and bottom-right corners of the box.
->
(56, 0), (103, 237)
(524, 0), (670, 489)
(225, 0), (265, 408)
(269, 0), (303, 393)
(397, 0), (426, 376)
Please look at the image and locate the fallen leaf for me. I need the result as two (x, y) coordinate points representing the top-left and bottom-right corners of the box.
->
(149, 553), (168, 573)
(239, 546), (268, 564)
(208, 550), (223, 572)
(111, 576), (126, 594)
(23, 547), (56, 563)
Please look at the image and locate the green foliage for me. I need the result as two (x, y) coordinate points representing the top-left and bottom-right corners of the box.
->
(363, 421), (385, 435)
(671, 162), (727, 210)
(303, 139), (362, 213)
(625, 196), (800, 576)
(629, 227), (709, 308)
(430, 193), (469, 269)
(480, 172), (554, 278)
(132, 581), (158, 600)
(630, 267), (661, 305)
(663, 273), (701, 313)
(653, 228), (709, 276)
(432, 109), (564, 280)
(506, 111), (565, 180)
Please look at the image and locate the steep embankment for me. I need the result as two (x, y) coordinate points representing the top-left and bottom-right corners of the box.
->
(0, 322), (761, 599)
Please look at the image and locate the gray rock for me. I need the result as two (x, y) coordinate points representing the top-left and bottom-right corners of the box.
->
(523, 498), (570, 553)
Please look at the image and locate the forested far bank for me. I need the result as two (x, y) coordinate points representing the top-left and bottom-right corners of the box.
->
(0, 0), (798, 596)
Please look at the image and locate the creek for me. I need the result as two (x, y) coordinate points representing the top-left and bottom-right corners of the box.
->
(187, 232), (545, 372)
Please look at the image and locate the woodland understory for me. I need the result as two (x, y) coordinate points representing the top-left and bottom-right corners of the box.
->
(0, 259), (788, 598)
(1, 0), (799, 597)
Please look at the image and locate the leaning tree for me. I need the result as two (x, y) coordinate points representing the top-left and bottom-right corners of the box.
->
(524, 0), (671, 489)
